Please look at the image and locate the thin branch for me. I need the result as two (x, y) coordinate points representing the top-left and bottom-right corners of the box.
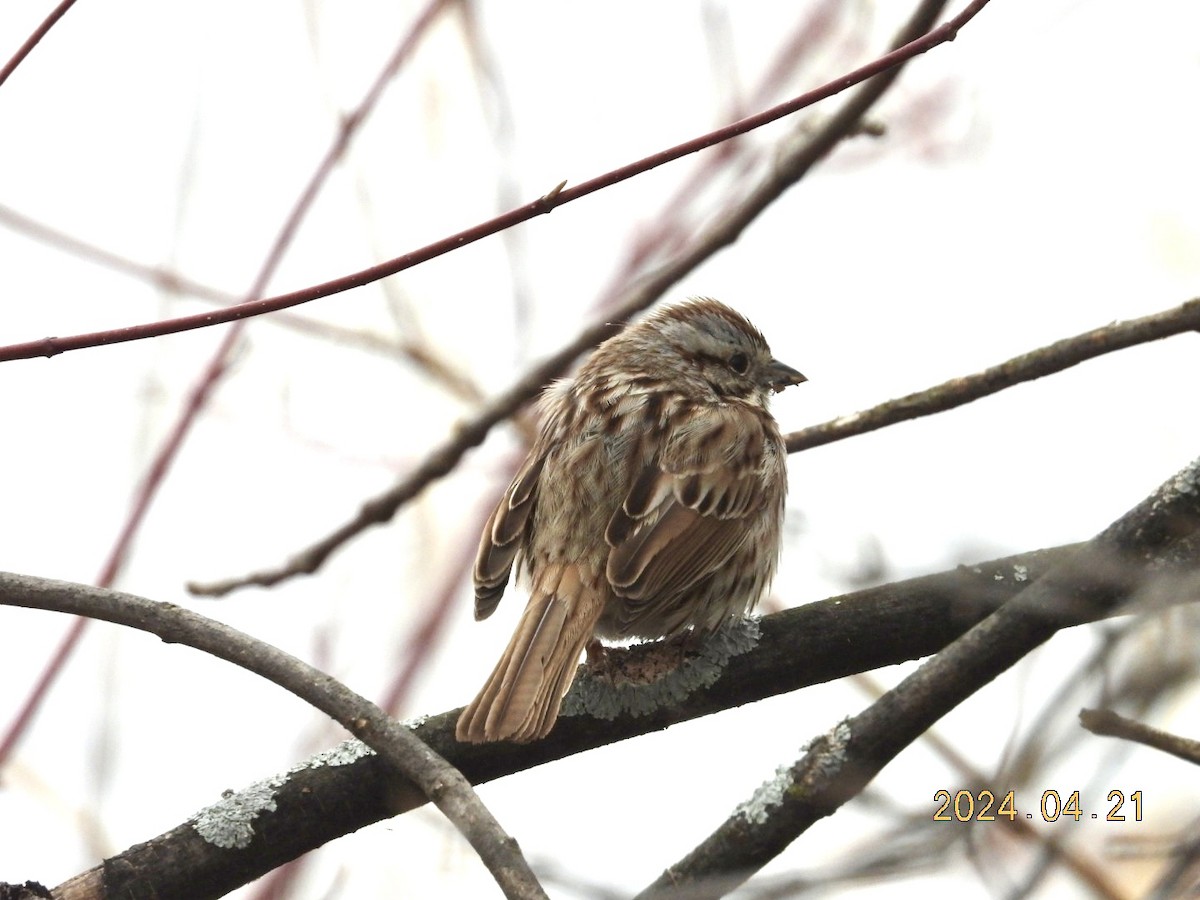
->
(0, 203), (232, 303)
(1080, 708), (1200, 766)
(0, 573), (546, 900)
(188, 0), (975, 598)
(0, 323), (239, 769)
(0, 0), (80, 89)
(0, 617), (87, 766)
(636, 455), (1200, 899)
(0, 0), (453, 771)
(29, 537), (1200, 899)
(252, 0), (456, 289)
(0, 0), (991, 365)
(787, 297), (1200, 453)
(590, 0), (852, 312)
(0, 203), (486, 401)
(188, 287), (1200, 598)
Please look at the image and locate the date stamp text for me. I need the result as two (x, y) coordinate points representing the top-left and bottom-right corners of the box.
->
(933, 789), (1143, 823)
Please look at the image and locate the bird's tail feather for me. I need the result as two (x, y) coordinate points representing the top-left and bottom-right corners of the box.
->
(456, 564), (596, 743)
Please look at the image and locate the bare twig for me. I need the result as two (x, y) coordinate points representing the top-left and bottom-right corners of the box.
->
(0, 203), (233, 302)
(636, 455), (1200, 898)
(0, 319), (238, 769)
(591, 0), (852, 312)
(0, 204), (484, 399)
(0, 573), (546, 900)
(0, 0), (80, 88)
(787, 297), (1200, 453)
(0, 0), (991, 364)
(1080, 708), (1200, 766)
(0, 617), (87, 767)
(188, 0), (984, 598)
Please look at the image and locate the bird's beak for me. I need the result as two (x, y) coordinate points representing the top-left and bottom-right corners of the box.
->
(766, 359), (807, 394)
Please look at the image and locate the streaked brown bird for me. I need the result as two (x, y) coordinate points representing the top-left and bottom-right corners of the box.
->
(456, 298), (805, 743)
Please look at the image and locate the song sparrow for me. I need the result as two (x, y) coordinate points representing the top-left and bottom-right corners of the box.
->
(456, 298), (805, 743)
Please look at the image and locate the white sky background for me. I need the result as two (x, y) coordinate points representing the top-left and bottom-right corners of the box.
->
(1, 0), (1199, 897)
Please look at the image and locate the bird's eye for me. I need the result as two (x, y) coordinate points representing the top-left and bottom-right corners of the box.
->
(729, 351), (750, 375)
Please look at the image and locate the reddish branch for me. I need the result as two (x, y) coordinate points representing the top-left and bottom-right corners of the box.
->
(0, 0), (80, 89)
(0, 0), (991, 364)
(0, 0), (455, 770)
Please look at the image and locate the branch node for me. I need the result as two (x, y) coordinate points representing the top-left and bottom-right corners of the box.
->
(539, 179), (568, 207)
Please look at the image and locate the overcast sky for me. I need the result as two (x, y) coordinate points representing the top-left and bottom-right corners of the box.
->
(2, 2), (1199, 897)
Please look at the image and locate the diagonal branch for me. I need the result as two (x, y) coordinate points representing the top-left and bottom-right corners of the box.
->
(787, 297), (1200, 453)
(1079, 708), (1200, 766)
(0, 0), (80, 89)
(0, 572), (546, 900)
(188, 0), (968, 598)
(189, 292), (1200, 598)
(0, 0), (455, 791)
(636, 454), (1200, 898)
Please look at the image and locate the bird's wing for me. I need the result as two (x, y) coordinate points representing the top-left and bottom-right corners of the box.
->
(473, 452), (546, 620)
(604, 404), (769, 634)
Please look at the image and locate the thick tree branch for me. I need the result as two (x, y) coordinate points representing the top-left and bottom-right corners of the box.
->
(16, 533), (1200, 899)
(0, 574), (545, 900)
(188, 0), (967, 598)
(637, 456), (1200, 898)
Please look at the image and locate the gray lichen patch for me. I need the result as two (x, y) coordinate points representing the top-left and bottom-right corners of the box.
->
(1158, 457), (1200, 506)
(801, 720), (852, 789)
(561, 617), (761, 721)
(735, 763), (795, 825)
(191, 774), (287, 849)
(736, 720), (853, 825)
(289, 738), (375, 774)
(192, 740), (377, 849)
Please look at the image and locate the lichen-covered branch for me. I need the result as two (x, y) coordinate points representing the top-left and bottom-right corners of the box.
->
(0, 574), (545, 900)
(637, 457), (1200, 898)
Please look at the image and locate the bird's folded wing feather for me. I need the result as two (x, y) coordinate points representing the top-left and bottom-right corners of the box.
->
(473, 452), (546, 620)
(604, 405), (768, 630)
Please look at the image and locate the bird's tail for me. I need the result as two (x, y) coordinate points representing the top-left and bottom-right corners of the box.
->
(456, 564), (597, 743)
